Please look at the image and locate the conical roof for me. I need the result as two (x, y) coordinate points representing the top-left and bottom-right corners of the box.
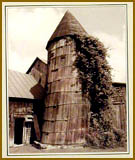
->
(46, 10), (89, 49)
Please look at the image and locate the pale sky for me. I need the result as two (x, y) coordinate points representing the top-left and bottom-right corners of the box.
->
(7, 5), (127, 83)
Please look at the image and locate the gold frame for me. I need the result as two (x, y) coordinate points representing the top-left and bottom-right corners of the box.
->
(1, 1), (134, 159)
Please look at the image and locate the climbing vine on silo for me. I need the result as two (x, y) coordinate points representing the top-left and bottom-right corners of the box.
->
(72, 34), (126, 148)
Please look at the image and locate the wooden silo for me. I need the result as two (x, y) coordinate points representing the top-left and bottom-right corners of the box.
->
(41, 11), (91, 145)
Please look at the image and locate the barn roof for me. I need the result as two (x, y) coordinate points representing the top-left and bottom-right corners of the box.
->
(46, 10), (89, 49)
(8, 70), (45, 99)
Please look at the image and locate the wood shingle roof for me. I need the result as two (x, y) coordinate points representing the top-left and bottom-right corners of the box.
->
(46, 10), (89, 49)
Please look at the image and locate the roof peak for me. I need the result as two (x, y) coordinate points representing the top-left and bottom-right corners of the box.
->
(26, 57), (47, 74)
(65, 10), (70, 13)
(46, 10), (88, 49)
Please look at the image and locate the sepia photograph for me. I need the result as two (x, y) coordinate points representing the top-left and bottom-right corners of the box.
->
(2, 2), (133, 158)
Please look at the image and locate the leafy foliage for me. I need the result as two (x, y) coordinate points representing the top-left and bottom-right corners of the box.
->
(71, 34), (126, 148)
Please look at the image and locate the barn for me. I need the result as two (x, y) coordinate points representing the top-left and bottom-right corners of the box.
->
(8, 57), (47, 147)
(26, 57), (47, 88)
(112, 82), (126, 131)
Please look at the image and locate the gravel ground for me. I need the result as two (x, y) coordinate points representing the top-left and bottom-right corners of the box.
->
(9, 144), (127, 154)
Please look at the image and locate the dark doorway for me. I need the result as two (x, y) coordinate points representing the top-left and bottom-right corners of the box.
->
(14, 118), (24, 144)
(30, 122), (36, 144)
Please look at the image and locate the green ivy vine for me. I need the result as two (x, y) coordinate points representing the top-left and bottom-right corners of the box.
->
(71, 34), (126, 148)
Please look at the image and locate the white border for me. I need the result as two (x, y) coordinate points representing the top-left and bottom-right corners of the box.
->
(2, 2), (133, 158)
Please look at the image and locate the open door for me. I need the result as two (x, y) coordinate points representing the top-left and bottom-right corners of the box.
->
(14, 118), (24, 144)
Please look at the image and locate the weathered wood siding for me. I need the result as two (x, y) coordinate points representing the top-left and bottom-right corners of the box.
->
(30, 59), (47, 88)
(9, 100), (33, 147)
(42, 37), (90, 145)
(112, 83), (126, 131)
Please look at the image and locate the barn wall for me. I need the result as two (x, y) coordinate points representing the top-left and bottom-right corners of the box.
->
(112, 84), (126, 131)
(42, 37), (91, 145)
(9, 100), (34, 147)
(30, 60), (47, 88)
